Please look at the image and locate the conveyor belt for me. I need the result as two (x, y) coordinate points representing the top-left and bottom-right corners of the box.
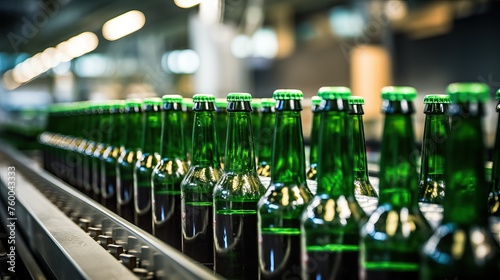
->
(0, 141), (222, 280)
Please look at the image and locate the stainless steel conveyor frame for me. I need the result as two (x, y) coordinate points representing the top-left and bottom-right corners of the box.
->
(0, 141), (223, 280)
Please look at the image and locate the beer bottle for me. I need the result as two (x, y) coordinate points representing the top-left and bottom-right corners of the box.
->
(75, 102), (92, 191)
(350, 96), (378, 198)
(421, 83), (500, 279)
(180, 94), (221, 269)
(182, 98), (194, 164)
(489, 89), (500, 216)
(257, 89), (313, 280)
(251, 98), (262, 163)
(117, 98), (143, 223)
(306, 95), (322, 180)
(68, 102), (87, 188)
(151, 94), (188, 250)
(256, 98), (276, 177)
(213, 93), (266, 279)
(91, 103), (112, 202)
(301, 87), (364, 280)
(133, 97), (162, 233)
(83, 102), (101, 197)
(360, 86), (432, 280)
(417, 94), (450, 204)
(101, 100), (126, 212)
(215, 98), (228, 168)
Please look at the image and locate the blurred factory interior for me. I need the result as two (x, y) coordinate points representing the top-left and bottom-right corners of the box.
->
(0, 0), (499, 150)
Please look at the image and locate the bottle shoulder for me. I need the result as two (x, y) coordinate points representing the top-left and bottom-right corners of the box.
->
(213, 172), (266, 200)
(152, 158), (188, 180)
(181, 165), (221, 190)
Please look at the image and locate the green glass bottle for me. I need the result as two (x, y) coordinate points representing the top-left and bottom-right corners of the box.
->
(421, 83), (500, 279)
(133, 97), (163, 233)
(75, 102), (92, 191)
(417, 94), (450, 204)
(182, 98), (194, 164)
(350, 96), (378, 199)
(306, 95), (322, 180)
(251, 98), (262, 163)
(91, 103), (112, 202)
(101, 100), (126, 213)
(213, 93), (266, 279)
(489, 89), (500, 216)
(151, 95), (188, 251)
(83, 102), (101, 197)
(117, 99), (143, 223)
(257, 89), (313, 280)
(180, 94), (221, 269)
(301, 87), (365, 280)
(256, 98), (276, 177)
(215, 98), (228, 168)
(360, 86), (432, 280)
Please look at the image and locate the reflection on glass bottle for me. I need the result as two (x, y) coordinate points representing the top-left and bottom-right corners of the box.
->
(181, 94), (221, 269)
(257, 89), (313, 280)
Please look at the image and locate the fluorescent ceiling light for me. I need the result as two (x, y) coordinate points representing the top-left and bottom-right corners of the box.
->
(102, 10), (146, 41)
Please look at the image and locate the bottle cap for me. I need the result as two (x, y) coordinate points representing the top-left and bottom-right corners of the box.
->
(181, 98), (193, 108)
(143, 97), (163, 106)
(109, 100), (126, 109)
(273, 89), (303, 100)
(251, 98), (262, 108)
(193, 94), (216, 103)
(348, 96), (365, 105)
(446, 83), (490, 103)
(215, 98), (229, 108)
(318, 86), (351, 100)
(497, 89), (500, 100)
(125, 98), (143, 107)
(227, 92), (252, 102)
(261, 98), (276, 107)
(423, 94), (450, 104)
(311, 96), (322, 105)
(162, 94), (183, 103)
(381, 86), (417, 101)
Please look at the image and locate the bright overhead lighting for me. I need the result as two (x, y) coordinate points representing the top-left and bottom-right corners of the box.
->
(102, 10), (146, 41)
(2, 31), (98, 89)
(174, 0), (201, 9)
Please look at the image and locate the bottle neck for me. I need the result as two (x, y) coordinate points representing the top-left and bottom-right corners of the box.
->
(108, 109), (123, 147)
(378, 101), (419, 207)
(309, 110), (321, 167)
(124, 110), (143, 150)
(141, 107), (162, 155)
(224, 109), (256, 173)
(271, 100), (307, 186)
(257, 107), (275, 164)
(191, 110), (219, 167)
(351, 112), (370, 182)
(443, 102), (488, 224)
(492, 101), (500, 192)
(160, 106), (186, 159)
(418, 106), (449, 183)
(316, 99), (353, 197)
(98, 110), (112, 144)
